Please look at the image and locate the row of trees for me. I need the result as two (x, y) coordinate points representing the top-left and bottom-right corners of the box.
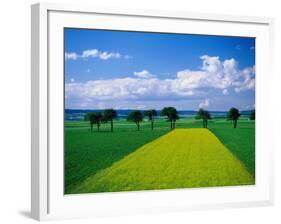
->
(196, 107), (255, 128)
(85, 107), (255, 132)
(127, 107), (180, 131)
(85, 109), (117, 132)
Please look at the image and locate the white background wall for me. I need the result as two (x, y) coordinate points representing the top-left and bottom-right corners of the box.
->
(0, 0), (280, 223)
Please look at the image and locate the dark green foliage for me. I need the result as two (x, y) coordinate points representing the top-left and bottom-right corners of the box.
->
(250, 110), (255, 120)
(143, 109), (157, 130)
(103, 109), (118, 132)
(127, 110), (143, 130)
(87, 112), (103, 132)
(227, 107), (240, 128)
(196, 108), (211, 128)
(160, 107), (179, 129)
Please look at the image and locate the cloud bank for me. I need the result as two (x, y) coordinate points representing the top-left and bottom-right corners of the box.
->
(65, 55), (255, 109)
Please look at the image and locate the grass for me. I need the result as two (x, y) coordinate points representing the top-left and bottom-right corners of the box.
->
(67, 129), (254, 194)
(209, 122), (255, 175)
(64, 120), (170, 192)
(65, 117), (255, 194)
(178, 118), (255, 175)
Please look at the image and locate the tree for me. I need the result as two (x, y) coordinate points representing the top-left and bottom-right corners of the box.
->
(227, 107), (240, 128)
(127, 110), (143, 131)
(196, 109), (211, 128)
(143, 109), (157, 130)
(160, 107), (179, 129)
(103, 109), (118, 132)
(85, 112), (103, 132)
(250, 110), (255, 120)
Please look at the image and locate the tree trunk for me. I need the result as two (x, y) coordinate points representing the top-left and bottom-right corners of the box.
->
(234, 120), (237, 128)
(151, 121), (154, 130)
(137, 122), (140, 131)
(97, 122), (100, 132)
(170, 120), (173, 129)
(90, 124), (93, 132)
(111, 120), (113, 132)
(203, 119), (207, 128)
(173, 121), (176, 129)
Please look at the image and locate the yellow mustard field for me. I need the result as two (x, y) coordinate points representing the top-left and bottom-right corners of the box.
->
(69, 128), (254, 193)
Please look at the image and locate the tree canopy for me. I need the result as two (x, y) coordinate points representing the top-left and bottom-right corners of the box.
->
(103, 109), (118, 132)
(250, 110), (255, 120)
(144, 109), (157, 130)
(160, 107), (179, 129)
(227, 107), (240, 128)
(127, 110), (143, 131)
(143, 109), (157, 120)
(87, 112), (103, 132)
(196, 108), (211, 128)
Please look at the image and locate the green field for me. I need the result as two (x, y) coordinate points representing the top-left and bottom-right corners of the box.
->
(65, 118), (255, 194)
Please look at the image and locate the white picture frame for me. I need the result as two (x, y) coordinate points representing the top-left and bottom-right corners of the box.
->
(31, 2), (274, 221)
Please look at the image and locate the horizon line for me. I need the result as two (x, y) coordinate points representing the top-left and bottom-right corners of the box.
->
(65, 108), (254, 112)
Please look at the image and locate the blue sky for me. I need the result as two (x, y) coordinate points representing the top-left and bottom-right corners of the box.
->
(65, 28), (255, 111)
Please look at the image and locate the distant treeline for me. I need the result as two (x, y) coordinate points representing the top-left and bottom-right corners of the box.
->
(65, 109), (254, 121)
(84, 107), (255, 132)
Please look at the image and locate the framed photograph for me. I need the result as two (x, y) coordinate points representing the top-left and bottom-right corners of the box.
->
(31, 2), (274, 221)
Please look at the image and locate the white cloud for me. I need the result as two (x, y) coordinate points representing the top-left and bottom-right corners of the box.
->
(199, 98), (210, 109)
(175, 55), (254, 91)
(65, 52), (78, 60)
(234, 67), (255, 92)
(81, 49), (99, 58)
(66, 55), (255, 108)
(66, 49), (123, 61)
(201, 55), (222, 74)
(70, 78), (75, 83)
(222, 89), (228, 95)
(99, 52), (121, 60)
(134, 70), (156, 79)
